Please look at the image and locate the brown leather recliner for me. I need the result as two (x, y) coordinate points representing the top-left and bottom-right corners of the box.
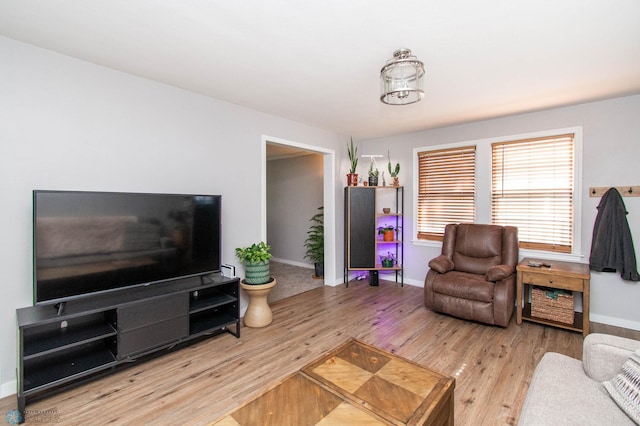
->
(424, 223), (519, 327)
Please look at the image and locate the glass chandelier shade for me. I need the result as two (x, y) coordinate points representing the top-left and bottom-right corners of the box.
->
(380, 48), (425, 105)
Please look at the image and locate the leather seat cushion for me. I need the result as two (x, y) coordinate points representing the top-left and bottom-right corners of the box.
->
(431, 271), (494, 303)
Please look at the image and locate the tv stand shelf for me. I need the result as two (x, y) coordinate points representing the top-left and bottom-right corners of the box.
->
(16, 274), (240, 422)
(23, 320), (117, 358)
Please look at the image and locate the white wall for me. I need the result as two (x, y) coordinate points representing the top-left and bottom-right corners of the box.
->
(267, 153), (323, 265)
(0, 37), (345, 395)
(363, 94), (640, 330)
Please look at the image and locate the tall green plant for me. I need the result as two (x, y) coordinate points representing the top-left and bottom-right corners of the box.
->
(347, 138), (358, 174)
(387, 150), (400, 177)
(304, 206), (324, 264)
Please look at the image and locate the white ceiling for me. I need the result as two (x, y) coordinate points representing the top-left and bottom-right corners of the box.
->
(1, 1), (639, 140)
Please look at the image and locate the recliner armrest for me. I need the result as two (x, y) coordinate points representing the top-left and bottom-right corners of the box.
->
(486, 264), (514, 281)
(428, 255), (454, 274)
(582, 333), (640, 382)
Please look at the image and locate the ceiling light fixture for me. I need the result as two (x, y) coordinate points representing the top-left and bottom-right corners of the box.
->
(380, 48), (425, 105)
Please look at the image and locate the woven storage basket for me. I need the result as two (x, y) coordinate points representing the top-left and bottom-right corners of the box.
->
(531, 287), (575, 324)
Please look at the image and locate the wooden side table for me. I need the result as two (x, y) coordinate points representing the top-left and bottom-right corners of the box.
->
(516, 258), (590, 336)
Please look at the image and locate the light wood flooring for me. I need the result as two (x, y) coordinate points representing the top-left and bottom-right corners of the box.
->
(2, 281), (638, 425)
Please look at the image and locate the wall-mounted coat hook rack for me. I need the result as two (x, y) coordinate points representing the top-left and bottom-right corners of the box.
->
(589, 186), (640, 197)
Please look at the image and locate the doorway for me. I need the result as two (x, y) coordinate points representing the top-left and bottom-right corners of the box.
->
(261, 135), (336, 299)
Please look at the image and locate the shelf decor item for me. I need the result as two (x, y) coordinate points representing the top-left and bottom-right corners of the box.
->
(304, 206), (324, 278)
(235, 241), (272, 284)
(377, 224), (397, 241)
(367, 158), (380, 187)
(380, 252), (396, 268)
(347, 137), (358, 186)
(387, 150), (400, 187)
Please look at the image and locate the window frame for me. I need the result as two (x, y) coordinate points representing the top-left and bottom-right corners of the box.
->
(413, 127), (583, 262)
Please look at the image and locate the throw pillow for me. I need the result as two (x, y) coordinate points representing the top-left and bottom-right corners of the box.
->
(603, 348), (640, 424)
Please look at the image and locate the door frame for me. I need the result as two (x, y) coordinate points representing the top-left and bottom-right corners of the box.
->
(261, 135), (336, 285)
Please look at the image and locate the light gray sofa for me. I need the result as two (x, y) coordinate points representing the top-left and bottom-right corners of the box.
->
(519, 333), (640, 425)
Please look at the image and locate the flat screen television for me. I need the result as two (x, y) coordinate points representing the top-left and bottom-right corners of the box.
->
(33, 190), (221, 305)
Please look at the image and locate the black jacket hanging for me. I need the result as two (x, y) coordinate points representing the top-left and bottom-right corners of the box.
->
(589, 188), (639, 281)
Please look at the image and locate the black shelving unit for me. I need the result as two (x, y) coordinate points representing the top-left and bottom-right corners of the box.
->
(344, 186), (404, 286)
(16, 274), (239, 422)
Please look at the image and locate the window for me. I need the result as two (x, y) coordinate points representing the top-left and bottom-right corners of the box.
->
(414, 127), (581, 257)
(492, 134), (574, 253)
(416, 146), (476, 241)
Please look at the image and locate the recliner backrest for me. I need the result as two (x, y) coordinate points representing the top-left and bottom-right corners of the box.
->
(442, 223), (507, 275)
(453, 224), (503, 274)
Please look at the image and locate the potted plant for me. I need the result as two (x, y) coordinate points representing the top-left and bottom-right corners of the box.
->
(235, 241), (276, 327)
(379, 252), (396, 268)
(387, 150), (400, 186)
(347, 137), (358, 186)
(304, 206), (324, 278)
(235, 241), (272, 284)
(377, 224), (398, 242)
(368, 160), (379, 186)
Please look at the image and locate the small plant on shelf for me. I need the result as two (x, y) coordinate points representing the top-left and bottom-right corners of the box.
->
(347, 137), (358, 174)
(377, 224), (399, 234)
(379, 252), (396, 268)
(368, 161), (379, 177)
(366, 156), (380, 186)
(387, 150), (400, 177)
(346, 138), (359, 186)
(377, 224), (399, 242)
(387, 150), (400, 186)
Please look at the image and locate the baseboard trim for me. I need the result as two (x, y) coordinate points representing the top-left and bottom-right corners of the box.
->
(270, 257), (313, 269)
(590, 314), (640, 331)
(1, 379), (16, 399)
(403, 278), (423, 288)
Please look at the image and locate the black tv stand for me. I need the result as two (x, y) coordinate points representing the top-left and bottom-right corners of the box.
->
(16, 275), (240, 423)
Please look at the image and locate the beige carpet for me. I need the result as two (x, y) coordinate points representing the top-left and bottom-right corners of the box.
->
(268, 261), (324, 302)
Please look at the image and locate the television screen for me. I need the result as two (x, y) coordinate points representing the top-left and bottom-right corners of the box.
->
(33, 190), (221, 305)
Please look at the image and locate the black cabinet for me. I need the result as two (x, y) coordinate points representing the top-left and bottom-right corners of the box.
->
(344, 186), (403, 285)
(16, 275), (239, 420)
(346, 187), (376, 268)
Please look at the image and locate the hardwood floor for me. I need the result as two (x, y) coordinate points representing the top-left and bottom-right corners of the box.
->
(2, 281), (632, 425)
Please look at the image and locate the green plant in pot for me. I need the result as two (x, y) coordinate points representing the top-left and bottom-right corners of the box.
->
(379, 252), (396, 268)
(347, 138), (358, 186)
(304, 206), (324, 278)
(235, 241), (272, 284)
(387, 150), (400, 186)
(368, 159), (380, 186)
(377, 224), (399, 241)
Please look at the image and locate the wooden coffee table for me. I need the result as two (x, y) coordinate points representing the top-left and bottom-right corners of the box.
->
(214, 339), (455, 425)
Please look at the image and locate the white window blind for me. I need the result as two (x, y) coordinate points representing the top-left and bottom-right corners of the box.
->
(417, 146), (476, 241)
(491, 134), (574, 253)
